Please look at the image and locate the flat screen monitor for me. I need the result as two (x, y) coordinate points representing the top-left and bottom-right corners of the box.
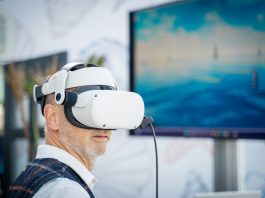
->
(129, 0), (265, 139)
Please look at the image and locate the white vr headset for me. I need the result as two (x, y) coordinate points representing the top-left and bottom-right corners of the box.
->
(33, 62), (145, 130)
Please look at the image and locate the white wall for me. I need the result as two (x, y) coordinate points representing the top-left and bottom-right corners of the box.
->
(0, 0), (264, 198)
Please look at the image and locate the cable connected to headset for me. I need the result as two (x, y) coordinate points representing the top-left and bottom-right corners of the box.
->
(140, 116), (158, 198)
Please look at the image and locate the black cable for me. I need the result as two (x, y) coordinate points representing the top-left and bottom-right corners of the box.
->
(150, 122), (158, 198)
(140, 116), (158, 198)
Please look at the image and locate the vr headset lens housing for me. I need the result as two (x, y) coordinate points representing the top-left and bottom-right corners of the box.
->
(33, 63), (145, 130)
(68, 90), (144, 130)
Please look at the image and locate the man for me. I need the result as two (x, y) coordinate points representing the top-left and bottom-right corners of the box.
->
(8, 62), (144, 198)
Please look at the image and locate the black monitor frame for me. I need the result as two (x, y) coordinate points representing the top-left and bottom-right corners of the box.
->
(129, 0), (265, 139)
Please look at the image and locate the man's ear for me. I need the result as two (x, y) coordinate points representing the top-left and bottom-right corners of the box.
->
(44, 104), (60, 131)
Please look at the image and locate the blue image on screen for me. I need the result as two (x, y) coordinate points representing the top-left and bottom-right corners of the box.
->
(137, 64), (265, 128)
(131, 0), (265, 137)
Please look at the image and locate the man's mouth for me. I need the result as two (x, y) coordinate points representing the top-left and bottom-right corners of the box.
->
(92, 135), (109, 141)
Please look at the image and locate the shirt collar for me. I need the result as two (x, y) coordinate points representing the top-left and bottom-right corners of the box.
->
(36, 144), (97, 190)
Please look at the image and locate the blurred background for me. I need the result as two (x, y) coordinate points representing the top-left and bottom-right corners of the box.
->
(0, 0), (265, 198)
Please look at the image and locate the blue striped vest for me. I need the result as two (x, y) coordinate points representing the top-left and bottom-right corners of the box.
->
(7, 158), (95, 198)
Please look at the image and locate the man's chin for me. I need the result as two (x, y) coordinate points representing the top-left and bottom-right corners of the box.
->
(86, 147), (107, 158)
(96, 148), (107, 156)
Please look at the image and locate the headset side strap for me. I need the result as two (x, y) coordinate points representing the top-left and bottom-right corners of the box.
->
(55, 70), (68, 104)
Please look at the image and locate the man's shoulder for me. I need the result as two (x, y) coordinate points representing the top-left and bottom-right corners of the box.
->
(8, 158), (95, 198)
(33, 177), (90, 198)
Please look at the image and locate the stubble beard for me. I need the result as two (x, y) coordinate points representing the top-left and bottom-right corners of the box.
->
(59, 129), (107, 162)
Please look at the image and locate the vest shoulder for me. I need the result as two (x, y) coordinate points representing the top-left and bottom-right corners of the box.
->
(33, 178), (89, 198)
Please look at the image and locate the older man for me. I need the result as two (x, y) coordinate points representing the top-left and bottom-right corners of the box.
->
(8, 63), (144, 198)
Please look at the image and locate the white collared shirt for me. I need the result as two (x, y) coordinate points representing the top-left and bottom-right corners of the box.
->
(33, 145), (97, 198)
